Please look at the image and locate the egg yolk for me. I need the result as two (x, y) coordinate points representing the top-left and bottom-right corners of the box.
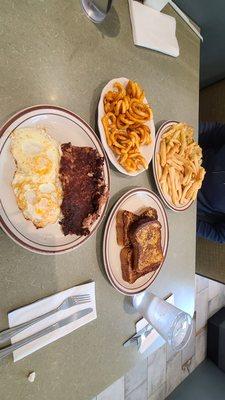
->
(32, 155), (52, 175)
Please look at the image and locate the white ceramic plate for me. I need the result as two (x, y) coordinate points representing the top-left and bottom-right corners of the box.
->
(98, 77), (155, 176)
(103, 188), (169, 295)
(0, 105), (110, 254)
(153, 120), (193, 212)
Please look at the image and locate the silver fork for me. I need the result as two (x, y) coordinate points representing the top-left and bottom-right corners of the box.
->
(123, 325), (153, 348)
(0, 294), (91, 345)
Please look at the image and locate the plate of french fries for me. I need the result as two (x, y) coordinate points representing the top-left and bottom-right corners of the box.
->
(153, 121), (206, 211)
(98, 77), (155, 175)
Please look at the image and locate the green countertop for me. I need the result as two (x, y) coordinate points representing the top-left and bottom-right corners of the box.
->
(0, 1), (200, 399)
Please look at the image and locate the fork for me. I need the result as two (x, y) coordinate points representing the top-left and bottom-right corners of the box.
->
(123, 325), (153, 348)
(0, 294), (91, 345)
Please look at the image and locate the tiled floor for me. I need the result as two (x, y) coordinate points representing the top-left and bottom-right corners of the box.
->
(93, 275), (225, 400)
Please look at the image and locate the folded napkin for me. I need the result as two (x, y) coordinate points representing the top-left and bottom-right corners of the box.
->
(128, 0), (179, 58)
(136, 293), (174, 354)
(8, 282), (96, 362)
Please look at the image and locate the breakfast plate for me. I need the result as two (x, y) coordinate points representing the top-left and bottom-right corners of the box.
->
(0, 105), (110, 254)
(98, 77), (155, 176)
(152, 120), (205, 212)
(103, 188), (169, 295)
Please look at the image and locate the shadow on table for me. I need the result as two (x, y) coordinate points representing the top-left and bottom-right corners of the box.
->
(93, 6), (120, 38)
(0, 232), (58, 331)
(123, 295), (136, 315)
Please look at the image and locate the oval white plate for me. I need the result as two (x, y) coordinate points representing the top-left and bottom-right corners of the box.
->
(103, 188), (169, 296)
(153, 120), (193, 212)
(98, 77), (155, 176)
(0, 105), (110, 254)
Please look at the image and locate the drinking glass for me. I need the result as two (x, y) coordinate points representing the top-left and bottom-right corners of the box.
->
(81, 0), (113, 23)
(133, 291), (193, 351)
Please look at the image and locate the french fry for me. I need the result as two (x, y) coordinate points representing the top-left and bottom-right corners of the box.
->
(198, 166), (206, 181)
(167, 159), (184, 172)
(171, 155), (184, 166)
(156, 153), (162, 180)
(160, 139), (167, 167)
(174, 170), (182, 201)
(191, 188), (199, 201)
(161, 181), (171, 201)
(179, 132), (184, 156)
(168, 167), (178, 205)
(160, 165), (169, 183)
(167, 143), (179, 157)
(180, 180), (194, 204)
(186, 180), (202, 199)
(166, 144), (172, 154)
(183, 171), (192, 187)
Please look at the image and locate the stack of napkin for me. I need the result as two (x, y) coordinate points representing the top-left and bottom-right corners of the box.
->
(129, 0), (179, 58)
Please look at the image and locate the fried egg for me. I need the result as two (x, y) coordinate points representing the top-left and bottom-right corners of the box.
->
(11, 127), (62, 228)
(11, 127), (61, 181)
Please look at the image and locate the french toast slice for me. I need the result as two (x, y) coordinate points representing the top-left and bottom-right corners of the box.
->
(116, 210), (138, 246)
(116, 207), (157, 246)
(116, 210), (125, 246)
(120, 246), (152, 284)
(129, 219), (163, 273)
(141, 207), (158, 221)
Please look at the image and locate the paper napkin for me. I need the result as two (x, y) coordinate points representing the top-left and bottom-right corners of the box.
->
(8, 281), (96, 362)
(129, 0), (179, 57)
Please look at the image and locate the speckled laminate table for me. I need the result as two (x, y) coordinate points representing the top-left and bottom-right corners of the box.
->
(0, 1), (200, 399)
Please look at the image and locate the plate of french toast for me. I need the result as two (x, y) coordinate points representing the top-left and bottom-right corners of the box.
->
(103, 188), (169, 295)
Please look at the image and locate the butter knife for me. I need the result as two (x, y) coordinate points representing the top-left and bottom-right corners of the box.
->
(0, 307), (93, 360)
(0, 294), (91, 345)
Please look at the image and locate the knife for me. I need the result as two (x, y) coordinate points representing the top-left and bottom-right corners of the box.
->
(123, 323), (153, 348)
(0, 308), (93, 360)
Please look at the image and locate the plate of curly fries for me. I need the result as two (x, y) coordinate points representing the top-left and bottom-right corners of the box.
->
(98, 77), (155, 176)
